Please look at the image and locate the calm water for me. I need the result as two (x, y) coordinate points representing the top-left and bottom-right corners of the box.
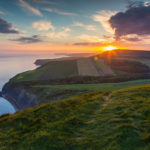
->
(0, 55), (66, 115)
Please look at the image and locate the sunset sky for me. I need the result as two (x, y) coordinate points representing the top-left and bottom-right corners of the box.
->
(1, 0), (150, 55)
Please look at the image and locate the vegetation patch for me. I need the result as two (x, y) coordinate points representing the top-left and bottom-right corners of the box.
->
(77, 58), (99, 76)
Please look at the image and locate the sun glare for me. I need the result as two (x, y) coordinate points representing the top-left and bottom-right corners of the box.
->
(103, 46), (117, 51)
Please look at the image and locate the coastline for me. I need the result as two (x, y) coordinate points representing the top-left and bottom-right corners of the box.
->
(2, 94), (19, 111)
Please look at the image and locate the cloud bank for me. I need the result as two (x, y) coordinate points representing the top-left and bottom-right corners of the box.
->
(73, 42), (104, 46)
(109, 2), (150, 39)
(11, 35), (42, 43)
(0, 18), (19, 34)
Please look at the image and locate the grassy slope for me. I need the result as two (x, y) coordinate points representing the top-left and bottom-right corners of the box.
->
(91, 55), (115, 76)
(13, 79), (150, 106)
(5, 79), (150, 106)
(0, 92), (105, 150)
(0, 84), (150, 149)
(33, 79), (150, 92)
(14, 60), (78, 82)
(77, 58), (99, 76)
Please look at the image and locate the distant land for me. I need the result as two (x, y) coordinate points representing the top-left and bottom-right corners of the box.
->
(12, 50), (150, 83)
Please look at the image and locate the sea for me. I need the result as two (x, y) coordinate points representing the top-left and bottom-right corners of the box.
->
(0, 54), (66, 115)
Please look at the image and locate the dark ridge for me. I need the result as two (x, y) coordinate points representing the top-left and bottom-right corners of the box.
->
(101, 49), (150, 59)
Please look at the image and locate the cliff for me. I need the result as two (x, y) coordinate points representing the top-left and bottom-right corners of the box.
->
(1, 79), (86, 110)
(2, 85), (37, 110)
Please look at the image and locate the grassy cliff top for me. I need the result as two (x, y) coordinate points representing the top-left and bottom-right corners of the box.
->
(1, 84), (150, 149)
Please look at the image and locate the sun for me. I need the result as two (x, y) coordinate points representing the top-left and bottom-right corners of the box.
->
(103, 46), (117, 51)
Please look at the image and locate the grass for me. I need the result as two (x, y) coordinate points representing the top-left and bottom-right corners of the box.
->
(1, 84), (150, 149)
(76, 84), (150, 149)
(77, 58), (99, 76)
(27, 87), (87, 105)
(93, 56), (115, 76)
(13, 60), (78, 82)
(0, 92), (105, 150)
(33, 79), (150, 92)
(140, 58), (150, 67)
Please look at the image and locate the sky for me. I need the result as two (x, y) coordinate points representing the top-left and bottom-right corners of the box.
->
(0, 0), (150, 55)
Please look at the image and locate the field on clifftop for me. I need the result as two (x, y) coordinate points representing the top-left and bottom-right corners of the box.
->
(10, 50), (150, 82)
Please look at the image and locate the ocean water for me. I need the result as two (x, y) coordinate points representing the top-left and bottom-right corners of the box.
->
(0, 54), (66, 115)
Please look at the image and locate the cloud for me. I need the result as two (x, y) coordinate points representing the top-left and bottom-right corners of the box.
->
(19, 0), (42, 16)
(32, 21), (55, 31)
(0, 18), (19, 34)
(75, 34), (115, 46)
(10, 35), (43, 43)
(0, 11), (5, 15)
(31, 0), (57, 5)
(109, 2), (150, 39)
(77, 34), (102, 42)
(86, 25), (96, 31)
(55, 28), (71, 38)
(43, 8), (76, 16)
(76, 34), (115, 45)
(124, 37), (141, 42)
(73, 42), (104, 46)
(45, 27), (71, 38)
(144, 1), (150, 7)
(92, 10), (117, 33)
(73, 22), (96, 31)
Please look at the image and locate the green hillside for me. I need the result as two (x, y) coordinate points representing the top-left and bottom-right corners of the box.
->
(14, 57), (114, 82)
(1, 84), (150, 150)
(4, 78), (150, 107)
(33, 78), (150, 92)
(9, 50), (150, 84)
(14, 59), (79, 81)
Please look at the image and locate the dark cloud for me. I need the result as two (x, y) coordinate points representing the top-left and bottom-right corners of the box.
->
(125, 0), (144, 9)
(73, 42), (92, 46)
(10, 35), (43, 44)
(73, 42), (105, 46)
(0, 18), (19, 34)
(124, 37), (141, 42)
(109, 2), (150, 39)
